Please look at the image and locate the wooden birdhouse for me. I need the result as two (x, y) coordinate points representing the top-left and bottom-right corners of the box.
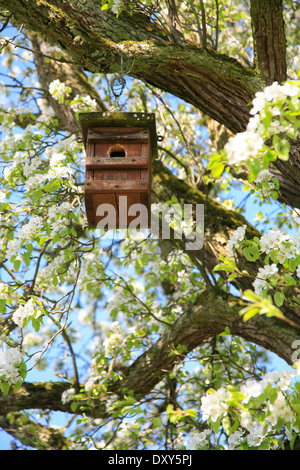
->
(79, 112), (158, 230)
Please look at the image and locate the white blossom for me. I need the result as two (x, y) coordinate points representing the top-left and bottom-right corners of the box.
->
(250, 81), (299, 116)
(69, 94), (97, 113)
(19, 215), (43, 240)
(112, 0), (123, 14)
(240, 379), (263, 404)
(225, 131), (264, 165)
(25, 173), (47, 190)
(49, 79), (70, 100)
(36, 98), (55, 125)
(189, 429), (210, 449)
(228, 429), (244, 450)
(0, 346), (23, 384)
(246, 423), (265, 447)
(22, 332), (44, 349)
(0, 282), (8, 300)
(255, 169), (276, 197)
(259, 229), (300, 263)
(12, 298), (37, 328)
(266, 391), (294, 427)
(255, 169), (274, 184)
(103, 330), (122, 356)
(61, 388), (76, 404)
(200, 387), (231, 422)
(49, 152), (65, 168)
(48, 201), (72, 220)
(253, 264), (278, 295)
(228, 224), (247, 256)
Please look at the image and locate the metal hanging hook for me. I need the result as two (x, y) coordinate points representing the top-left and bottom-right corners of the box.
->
(110, 47), (135, 107)
(111, 49), (126, 99)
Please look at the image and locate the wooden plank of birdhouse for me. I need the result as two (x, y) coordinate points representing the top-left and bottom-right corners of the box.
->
(85, 180), (148, 193)
(87, 127), (149, 142)
(115, 193), (142, 228)
(94, 142), (147, 159)
(85, 156), (148, 169)
(93, 169), (142, 181)
(93, 193), (119, 229)
(84, 192), (96, 226)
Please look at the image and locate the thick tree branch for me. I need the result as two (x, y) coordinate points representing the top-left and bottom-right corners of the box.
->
(0, 413), (71, 450)
(1, 0), (261, 134)
(250, 0), (287, 85)
(4, 0), (299, 209)
(1, 291), (299, 421)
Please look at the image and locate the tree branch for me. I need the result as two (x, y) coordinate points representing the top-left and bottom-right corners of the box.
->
(1, 291), (299, 421)
(1, 0), (260, 134)
(250, 0), (287, 85)
(0, 413), (71, 450)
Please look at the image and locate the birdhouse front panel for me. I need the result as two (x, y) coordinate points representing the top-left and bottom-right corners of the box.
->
(79, 113), (158, 230)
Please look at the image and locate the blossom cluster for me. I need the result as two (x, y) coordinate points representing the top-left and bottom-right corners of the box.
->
(259, 229), (300, 264)
(103, 325), (123, 356)
(0, 345), (23, 385)
(200, 387), (231, 422)
(254, 169), (277, 197)
(225, 131), (264, 165)
(228, 224), (247, 257)
(227, 222), (300, 297)
(198, 364), (300, 449)
(12, 298), (42, 328)
(49, 79), (97, 112)
(49, 79), (71, 101)
(69, 94), (97, 113)
(253, 263), (278, 295)
(251, 229), (300, 295)
(61, 388), (76, 405)
(5, 215), (43, 261)
(250, 81), (299, 117)
(36, 98), (56, 126)
(111, 0), (123, 14)
(224, 80), (300, 166)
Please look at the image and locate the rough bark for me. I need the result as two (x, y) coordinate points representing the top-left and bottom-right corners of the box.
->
(250, 0), (287, 85)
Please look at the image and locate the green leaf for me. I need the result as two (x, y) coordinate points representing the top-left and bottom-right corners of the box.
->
(0, 382), (10, 394)
(32, 318), (41, 332)
(211, 417), (221, 433)
(243, 245), (260, 262)
(13, 259), (21, 272)
(283, 274), (297, 286)
(70, 402), (78, 412)
(211, 162), (224, 178)
(0, 299), (6, 313)
(288, 256), (300, 272)
(213, 263), (235, 272)
(274, 291), (285, 307)
(240, 306), (260, 321)
(14, 378), (23, 393)
(152, 417), (161, 429)
(273, 135), (290, 161)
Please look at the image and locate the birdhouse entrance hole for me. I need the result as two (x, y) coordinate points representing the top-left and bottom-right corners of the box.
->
(109, 145), (126, 158)
(79, 112), (158, 230)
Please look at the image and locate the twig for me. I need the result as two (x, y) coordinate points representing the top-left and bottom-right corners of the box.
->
(199, 0), (207, 48)
(215, 0), (219, 50)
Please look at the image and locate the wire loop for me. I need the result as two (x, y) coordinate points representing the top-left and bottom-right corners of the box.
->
(110, 48), (135, 107)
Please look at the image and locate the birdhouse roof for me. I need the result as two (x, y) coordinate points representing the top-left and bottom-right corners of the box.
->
(79, 112), (158, 159)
